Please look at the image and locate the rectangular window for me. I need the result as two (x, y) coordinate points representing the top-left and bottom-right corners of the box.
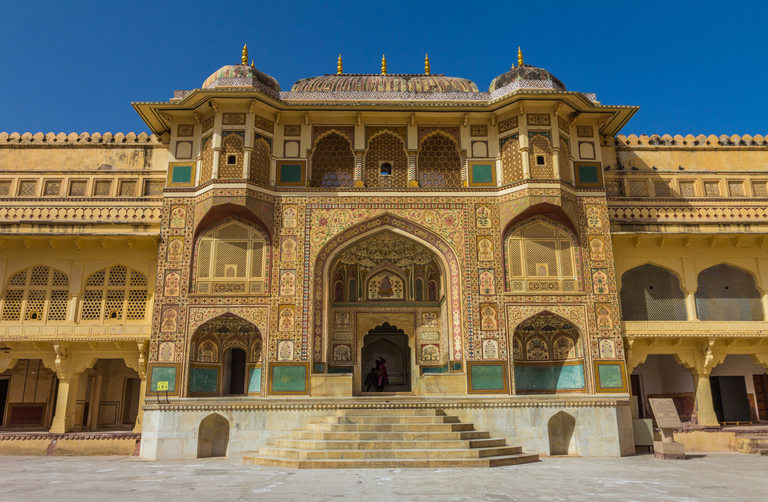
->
(93, 180), (112, 196)
(277, 161), (305, 186)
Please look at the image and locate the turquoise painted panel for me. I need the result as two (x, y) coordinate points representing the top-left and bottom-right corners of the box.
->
(451, 361), (463, 372)
(171, 164), (193, 183)
(515, 363), (585, 391)
(279, 164), (303, 183)
(149, 365), (177, 393)
(421, 364), (449, 374)
(248, 367), (262, 393)
(271, 364), (307, 392)
(313, 363), (326, 373)
(469, 363), (505, 391)
(598, 363), (624, 389)
(189, 367), (218, 394)
(577, 165), (599, 184)
(471, 164), (494, 184)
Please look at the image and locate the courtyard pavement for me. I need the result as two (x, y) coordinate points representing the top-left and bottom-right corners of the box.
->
(0, 453), (765, 501)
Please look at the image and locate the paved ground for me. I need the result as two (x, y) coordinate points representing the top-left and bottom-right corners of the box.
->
(0, 453), (765, 501)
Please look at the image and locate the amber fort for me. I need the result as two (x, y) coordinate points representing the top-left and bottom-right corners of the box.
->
(0, 45), (766, 466)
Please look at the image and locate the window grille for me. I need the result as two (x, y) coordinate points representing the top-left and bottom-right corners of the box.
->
(80, 265), (148, 321)
(679, 181), (696, 197)
(69, 180), (87, 196)
(364, 133), (408, 188)
(310, 133), (355, 187)
(703, 181), (720, 197)
(500, 135), (522, 184)
(1, 266), (69, 322)
(44, 180), (61, 196)
(219, 133), (244, 178)
(505, 219), (579, 293)
(194, 220), (268, 294)
(0, 180), (10, 196)
(512, 313), (581, 362)
(18, 180), (37, 196)
(249, 138), (271, 185)
(695, 264), (763, 321)
(620, 264), (687, 320)
(417, 133), (461, 188)
(751, 181), (767, 197)
(628, 180), (648, 197)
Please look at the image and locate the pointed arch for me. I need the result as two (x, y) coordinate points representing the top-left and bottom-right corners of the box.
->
(80, 265), (147, 322)
(310, 131), (354, 187)
(695, 263), (763, 321)
(417, 131), (461, 187)
(620, 263), (687, 321)
(364, 130), (408, 187)
(312, 213), (463, 362)
(1, 265), (69, 322)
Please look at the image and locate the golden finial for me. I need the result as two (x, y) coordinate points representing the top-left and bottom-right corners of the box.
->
(241, 43), (248, 65)
(517, 46), (523, 67)
(251, 59), (255, 69)
(337, 54), (343, 75)
(381, 54), (387, 75)
(424, 53), (431, 75)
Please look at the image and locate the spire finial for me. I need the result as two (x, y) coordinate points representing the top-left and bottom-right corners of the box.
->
(241, 43), (248, 65)
(251, 59), (255, 69)
(424, 53), (431, 75)
(381, 54), (387, 75)
(337, 54), (343, 75)
(517, 46), (523, 67)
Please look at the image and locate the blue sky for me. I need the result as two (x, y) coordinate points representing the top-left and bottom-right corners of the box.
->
(1, 1), (765, 135)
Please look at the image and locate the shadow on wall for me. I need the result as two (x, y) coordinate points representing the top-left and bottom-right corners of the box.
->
(547, 411), (576, 456)
(197, 413), (230, 458)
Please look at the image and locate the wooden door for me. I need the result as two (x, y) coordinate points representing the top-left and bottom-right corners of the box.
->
(753, 374), (768, 421)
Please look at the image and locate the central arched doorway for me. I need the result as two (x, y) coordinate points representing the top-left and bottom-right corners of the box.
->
(361, 322), (411, 392)
(188, 314), (263, 397)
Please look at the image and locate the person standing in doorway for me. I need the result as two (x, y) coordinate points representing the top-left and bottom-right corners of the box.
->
(375, 358), (388, 392)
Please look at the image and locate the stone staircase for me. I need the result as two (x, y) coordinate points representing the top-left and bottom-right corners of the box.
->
(243, 408), (539, 468)
(734, 431), (768, 455)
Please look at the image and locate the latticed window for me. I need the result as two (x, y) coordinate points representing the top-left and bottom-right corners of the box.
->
(505, 218), (579, 293)
(249, 137), (271, 185)
(417, 133), (461, 188)
(310, 133), (354, 187)
(80, 265), (148, 321)
(194, 220), (269, 294)
(695, 264), (764, 321)
(620, 264), (687, 320)
(1, 266), (69, 322)
(364, 133), (408, 188)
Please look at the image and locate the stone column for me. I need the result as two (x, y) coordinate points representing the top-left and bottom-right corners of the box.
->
(243, 147), (253, 180)
(132, 342), (148, 433)
(761, 290), (768, 321)
(86, 374), (102, 430)
(353, 151), (364, 187)
(49, 372), (81, 433)
(692, 370), (719, 426)
(685, 291), (697, 321)
(407, 152), (418, 187)
(461, 151), (468, 187)
(519, 114), (530, 179)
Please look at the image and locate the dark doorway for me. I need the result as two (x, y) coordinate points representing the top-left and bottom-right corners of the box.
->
(630, 374), (644, 418)
(753, 374), (768, 421)
(122, 378), (141, 426)
(711, 376), (751, 423)
(223, 348), (246, 395)
(361, 322), (410, 393)
(0, 379), (8, 427)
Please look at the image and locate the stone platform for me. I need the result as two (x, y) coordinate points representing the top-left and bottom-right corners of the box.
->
(0, 431), (140, 456)
(244, 408), (538, 468)
(140, 395), (635, 460)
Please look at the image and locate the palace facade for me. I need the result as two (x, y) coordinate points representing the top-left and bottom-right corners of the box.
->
(1, 47), (767, 460)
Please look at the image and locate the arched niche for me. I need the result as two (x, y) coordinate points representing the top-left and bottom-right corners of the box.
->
(188, 314), (263, 397)
(695, 264), (764, 321)
(197, 413), (229, 458)
(513, 311), (586, 394)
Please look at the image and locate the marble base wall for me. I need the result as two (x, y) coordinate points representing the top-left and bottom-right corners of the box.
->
(140, 395), (634, 460)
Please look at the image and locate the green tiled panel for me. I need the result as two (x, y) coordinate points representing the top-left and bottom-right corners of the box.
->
(248, 367), (261, 393)
(577, 165), (599, 184)
(271, 364), (307, 392)
(279, 164), (303, 183)
(471, 164), (494, 184)
(515, 363), (585, 391)
(189, 367), (219, 394)
(469, 363), (505, 391)
(149, 365), (177, 393)
(598, 363), (624, 389)
(171, 164), (193, 183)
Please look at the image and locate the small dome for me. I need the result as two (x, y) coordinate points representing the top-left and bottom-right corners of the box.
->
(291, 74), (479, 93)
(489, 65), (566, 92)
(202, 64), (281, 93)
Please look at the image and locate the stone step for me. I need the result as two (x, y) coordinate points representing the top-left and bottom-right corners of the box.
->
(335, 409), (445, 416)
(317, 415), (461, 425)
(244, 453), (540, 469)
(290, 430), (491, 441)
(274, 437), (508, 450)
(257, 446), (521, 460)
(307, 422), (475, 432)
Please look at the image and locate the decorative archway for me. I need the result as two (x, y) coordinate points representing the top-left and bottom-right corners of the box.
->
(312, 214), (463, 364)
(188, 314), (262, 397)
(512, 311), (586, 394)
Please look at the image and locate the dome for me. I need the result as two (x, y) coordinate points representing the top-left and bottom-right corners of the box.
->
(489, 64), (566, 92)
(202, 64), (281, 93)
(291, 74), (479, 93)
